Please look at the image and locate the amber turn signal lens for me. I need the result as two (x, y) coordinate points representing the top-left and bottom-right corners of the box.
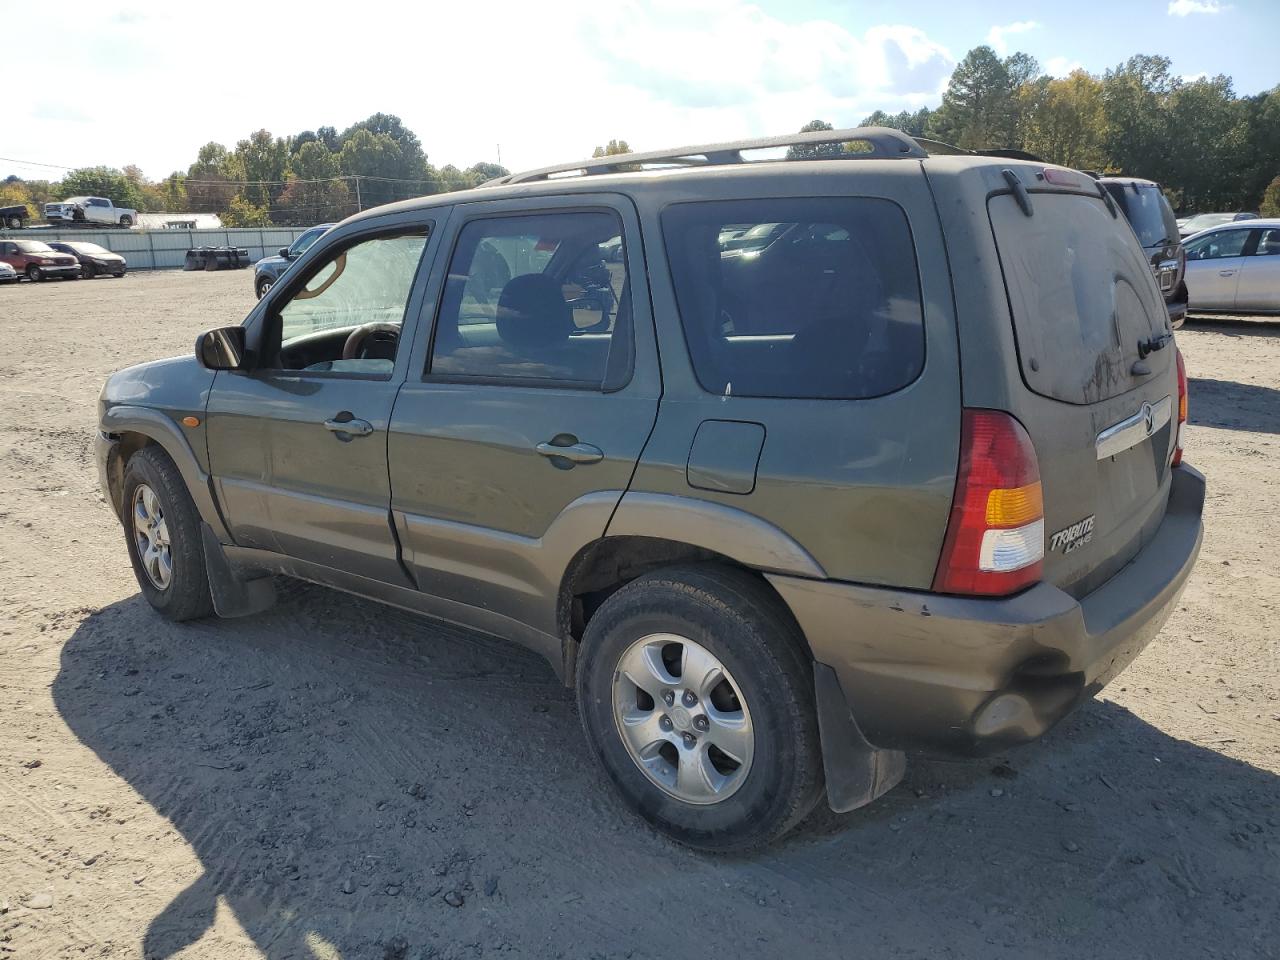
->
(181, 416), (200, 428)
(985, 481), (1044, 528)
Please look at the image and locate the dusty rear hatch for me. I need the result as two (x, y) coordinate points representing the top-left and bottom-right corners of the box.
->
(985, 167), (1178, 597)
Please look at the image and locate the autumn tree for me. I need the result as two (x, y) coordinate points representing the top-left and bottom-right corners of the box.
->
(1018, 70), (1107, 170)
(592, 139), (632, 157)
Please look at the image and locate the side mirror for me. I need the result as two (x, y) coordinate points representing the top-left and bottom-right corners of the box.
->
(279, 246), (292, 259)
(196, 326), (248, 371)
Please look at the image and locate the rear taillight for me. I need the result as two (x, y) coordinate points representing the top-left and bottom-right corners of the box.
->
(1173, 347), (1188, 467)
(933, 410), (1044, 597)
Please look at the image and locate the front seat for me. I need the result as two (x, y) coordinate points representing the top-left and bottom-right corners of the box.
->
(494, 274), (581, 379)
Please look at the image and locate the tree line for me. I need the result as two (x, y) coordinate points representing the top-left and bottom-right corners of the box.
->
(3, 48), (1277, 226)
(822, 48), (1279, 214)
(0, 113), (511, 227)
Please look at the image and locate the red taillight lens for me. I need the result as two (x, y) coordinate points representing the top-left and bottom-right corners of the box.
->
(933, 410), (1045, 597)
(1173, 347), (1188, 467)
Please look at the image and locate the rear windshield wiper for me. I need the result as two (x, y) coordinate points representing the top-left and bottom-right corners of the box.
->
(1138, 333), (1173, 358)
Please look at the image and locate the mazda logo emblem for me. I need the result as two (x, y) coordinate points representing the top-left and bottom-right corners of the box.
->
(1141, 402), (1154, 436)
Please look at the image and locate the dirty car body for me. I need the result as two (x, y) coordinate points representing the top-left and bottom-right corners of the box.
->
(97, 127), (1204, 850)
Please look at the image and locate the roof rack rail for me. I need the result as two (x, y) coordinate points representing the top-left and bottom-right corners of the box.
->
(484, 126), (928, 187)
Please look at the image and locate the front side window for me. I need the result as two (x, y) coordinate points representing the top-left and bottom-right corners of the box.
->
(1185, 230), (1251, 260)
(268, 230), (428, 376)
(661, 197), (925, 399)
(428, 211), (630, 386)
(291, 227), (327, 258)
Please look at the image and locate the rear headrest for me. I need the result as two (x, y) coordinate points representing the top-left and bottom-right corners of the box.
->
(496, 274), (572, 350)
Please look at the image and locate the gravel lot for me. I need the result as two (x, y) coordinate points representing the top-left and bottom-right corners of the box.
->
(1, 270), (1277, 960)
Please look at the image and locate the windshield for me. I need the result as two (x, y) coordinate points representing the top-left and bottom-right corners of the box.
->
(16, 241), (54, 254)
(1107, 183), (1178, 248)
(1183, 214), (1235, 233)
(69, 242), (109, 255)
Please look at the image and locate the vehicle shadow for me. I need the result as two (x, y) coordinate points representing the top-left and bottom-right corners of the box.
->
(55, 590), (1280, 960)
(1189, 377), (1280, 435)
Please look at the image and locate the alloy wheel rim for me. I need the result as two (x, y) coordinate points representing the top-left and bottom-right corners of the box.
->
(132, 483), (172, 590)
(611, 633), (754, 805)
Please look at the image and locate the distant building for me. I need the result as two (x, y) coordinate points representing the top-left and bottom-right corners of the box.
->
(136, 212), (224, 230)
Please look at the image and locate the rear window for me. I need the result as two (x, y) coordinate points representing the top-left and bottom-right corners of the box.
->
(661, 197), (924, 399)
(1104, 182), (1178, 249)
(989, 193), (1167, 405)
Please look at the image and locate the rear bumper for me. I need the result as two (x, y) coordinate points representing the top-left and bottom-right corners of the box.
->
(770, 464), (1205, 756)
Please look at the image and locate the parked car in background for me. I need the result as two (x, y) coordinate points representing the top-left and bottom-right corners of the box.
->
(1177, 211), (1258, 239)
(96, 128), (1202, 851)
(253, 223), (335, 298)
(0, 239), (81, 280)
(44, 196), (137, 227)
(1097, 177), (1188, 327)
(0, 261), (18, 284)
(1, 204), (30, 230)
(47, 241), (128, 278)
(1183, 218), (1280, 314)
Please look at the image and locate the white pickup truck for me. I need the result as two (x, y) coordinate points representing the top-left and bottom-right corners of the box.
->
(44, 196), (137, 227)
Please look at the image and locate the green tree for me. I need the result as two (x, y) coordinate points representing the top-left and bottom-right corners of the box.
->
(786, 120), (845, 159)
(592, 139), (632, 157)
(1100, 55), (1177, 183)
(1260, 176), (1280, 217)
(234, 129), (290, 208)
(1018, 70), (1107, 170)
(1163, 75), (1248, 210)
(221, 195), (272, 226)
(338, 122), (430, 209)
(186, 142), (240, 214)
(861, 108), (933, 137)
(55, 166), (146, 212)
(1238, 87), (1280, 209)
(466, 162), (509, 182)
(929, 46), (1040, 149)
(277, 141), (351, 224)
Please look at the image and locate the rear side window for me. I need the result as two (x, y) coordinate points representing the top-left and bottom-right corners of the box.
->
(989, 193), (1166, 405)
(661, 197), (924, 399)
(1105, 183), (1178, 249)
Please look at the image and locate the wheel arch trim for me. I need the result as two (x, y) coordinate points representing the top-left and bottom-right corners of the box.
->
(101, 405), (230, 541)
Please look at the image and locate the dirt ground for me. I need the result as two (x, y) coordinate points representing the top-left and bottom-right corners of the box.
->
(1, 270), (1277, 960)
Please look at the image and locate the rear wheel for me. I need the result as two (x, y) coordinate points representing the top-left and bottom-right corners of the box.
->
(576, 564), (823, 852)
(4, 215), (20, 230)
(119, 215), (133, 227)
(122, 446), (214, 621)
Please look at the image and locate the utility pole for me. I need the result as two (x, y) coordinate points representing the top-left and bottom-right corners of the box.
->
(353, 175), (362, 213)
(497, 144), (502, 166)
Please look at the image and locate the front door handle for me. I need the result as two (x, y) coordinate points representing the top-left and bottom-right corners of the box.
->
(536, 440), (604, 464)
(1219, 269), (1237, 277)
(324, 416), (373, 437)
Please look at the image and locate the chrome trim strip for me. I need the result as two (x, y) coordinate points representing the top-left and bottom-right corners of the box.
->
(1096, 395), (1172, 460)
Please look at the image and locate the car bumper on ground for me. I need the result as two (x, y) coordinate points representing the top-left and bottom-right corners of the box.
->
(770, 463), (1205, 758)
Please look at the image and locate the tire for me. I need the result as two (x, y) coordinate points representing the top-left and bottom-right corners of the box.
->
(26, 264), (41, 281)
(205, 254), (219, 272)
(121, 446), (214, 622)
(82, 262), (96, 279)
(119, 215), (133, 227)
(255, 276), (273, 299)
(4, 216), (20, 230)
(576, 564), (823, 852)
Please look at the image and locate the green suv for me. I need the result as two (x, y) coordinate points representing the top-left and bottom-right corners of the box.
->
(97, 127), (1204, 851)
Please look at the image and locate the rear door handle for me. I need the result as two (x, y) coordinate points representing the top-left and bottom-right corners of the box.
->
(535, 440), (604, 464)
(1219, 269), (1236, 277)
(324, 416), (373, 437)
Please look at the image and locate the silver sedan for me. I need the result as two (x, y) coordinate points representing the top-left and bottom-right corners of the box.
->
(1183, 218), (1280, 314)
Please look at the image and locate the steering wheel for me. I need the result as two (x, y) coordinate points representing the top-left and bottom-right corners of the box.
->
(342, 322), (400, 361)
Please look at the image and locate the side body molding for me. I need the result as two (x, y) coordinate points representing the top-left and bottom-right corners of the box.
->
(100, 404), (230, 542)
(606, 492), (827, 579)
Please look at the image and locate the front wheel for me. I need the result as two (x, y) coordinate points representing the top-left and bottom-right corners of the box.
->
(119, 215), (133, 227)
(576, 564), (823, 852)
(4, 215), (20, 230)
(25, 265), (41, 281)
(121, 446), (214, 621)
(82, 262), (96, 279)
(255, 276), (272, 299)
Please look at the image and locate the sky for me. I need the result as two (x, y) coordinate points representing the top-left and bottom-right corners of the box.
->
(2, 0), (1277, 183)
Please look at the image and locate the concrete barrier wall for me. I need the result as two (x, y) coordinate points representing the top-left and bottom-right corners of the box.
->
(0, 227), (310, 270)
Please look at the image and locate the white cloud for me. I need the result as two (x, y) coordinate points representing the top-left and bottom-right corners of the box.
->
(985, 20), (1040, 56)
(1168, 0), (1229, 16)
(1045, 56), (1086, 77)
(1, 0), (959, 181)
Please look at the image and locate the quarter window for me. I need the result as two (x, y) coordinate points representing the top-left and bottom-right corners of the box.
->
(661, 197), (925, 399)
(428, 212), (631, 387)
(1252, 228), (1280, 256)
